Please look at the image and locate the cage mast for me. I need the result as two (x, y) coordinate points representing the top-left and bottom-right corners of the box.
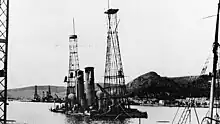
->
(103, 7), (128, 108)
(65, 18), (80, 105)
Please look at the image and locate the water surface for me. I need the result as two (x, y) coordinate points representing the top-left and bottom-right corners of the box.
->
(7, 101), (209, 124)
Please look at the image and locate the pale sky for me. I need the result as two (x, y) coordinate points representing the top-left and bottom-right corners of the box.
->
(8, 0), (219, 88)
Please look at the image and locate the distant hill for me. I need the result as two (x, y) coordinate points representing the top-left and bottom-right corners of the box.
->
(127, 72), (180, 99)
(7, 83), (106, 100)
(127, 71), (211, 99)
(7, 72), (212, 100)
(170, 74), (211, 97)
(7, 86), (66, 100)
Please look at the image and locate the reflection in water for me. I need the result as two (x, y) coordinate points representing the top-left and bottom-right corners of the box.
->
(65, 115), (132, 124)
(9, 101), (209, 124)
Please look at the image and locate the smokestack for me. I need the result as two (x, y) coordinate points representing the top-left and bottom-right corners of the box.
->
(85, 67), (95, 107)
(34, 85), (38, 96)
(76, 70), (86, 109)
(48, 85), (51, 95)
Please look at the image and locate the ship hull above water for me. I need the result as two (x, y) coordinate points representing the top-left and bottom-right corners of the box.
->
(50, 108), (148, 120)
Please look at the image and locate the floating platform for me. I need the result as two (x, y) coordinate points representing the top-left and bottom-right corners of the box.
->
(50, 107), (147, 120)
(91, 110), (148, 120)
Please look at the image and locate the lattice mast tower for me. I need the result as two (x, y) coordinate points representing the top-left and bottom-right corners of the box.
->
(0, 0), (9, 123)
(66, 18), (80, 96)
(103, 4), (128, 107)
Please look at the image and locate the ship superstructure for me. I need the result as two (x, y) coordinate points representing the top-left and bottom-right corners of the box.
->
(50, 3), (147, 120)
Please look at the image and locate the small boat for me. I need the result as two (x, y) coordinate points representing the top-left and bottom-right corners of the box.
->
(156, 120), (170, 124)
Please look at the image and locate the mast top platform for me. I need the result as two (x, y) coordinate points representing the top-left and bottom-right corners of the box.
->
(104, 9), (119, 14)
(69, 35), (77, 39)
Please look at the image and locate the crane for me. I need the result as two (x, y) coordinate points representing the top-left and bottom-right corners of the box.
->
(0, 0), (9, 123)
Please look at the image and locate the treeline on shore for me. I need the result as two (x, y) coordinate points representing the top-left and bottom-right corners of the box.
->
(126, 71), (212, 100)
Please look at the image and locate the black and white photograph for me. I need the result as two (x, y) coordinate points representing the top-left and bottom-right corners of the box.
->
(0, 0), (219, 124)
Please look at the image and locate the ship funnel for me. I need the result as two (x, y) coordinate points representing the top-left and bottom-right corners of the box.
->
(76, 70), (86, 111)
(85, 67), (95, 107)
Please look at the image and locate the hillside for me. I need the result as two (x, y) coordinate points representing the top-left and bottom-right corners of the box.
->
(7, 72), (212, 100)
(7, 83), (105, 100)
(127, 71), (211, 99)
(170, 74), (211, 97)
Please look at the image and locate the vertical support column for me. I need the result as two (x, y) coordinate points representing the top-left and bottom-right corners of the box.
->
(34, 85), (39, 100)
(48, 85), (51, 96)
(85, 67), (95, 107)
(65, 33), (80, 110)
(76, 70), (85, 109)
(34, 85), (37, 97)
(68, 34), (79, 94)
(0, 0), (9, 123)
(209, 2), (220, 124)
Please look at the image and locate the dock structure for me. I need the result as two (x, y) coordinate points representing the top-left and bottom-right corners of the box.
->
(0, 0), (9, 123)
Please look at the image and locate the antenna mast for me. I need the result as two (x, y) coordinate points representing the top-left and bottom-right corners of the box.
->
(73, 18), (75, 35)
(209, 1), (220, 124)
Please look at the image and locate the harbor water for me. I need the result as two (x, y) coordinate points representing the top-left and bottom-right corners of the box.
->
(7, 101), (209, 124)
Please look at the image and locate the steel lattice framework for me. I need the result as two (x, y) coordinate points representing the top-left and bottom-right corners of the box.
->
(103, 8), (128, 108)
(67, 34), (79, 95)
(0, 0), (9, 123)
(64, 19), (80, 110)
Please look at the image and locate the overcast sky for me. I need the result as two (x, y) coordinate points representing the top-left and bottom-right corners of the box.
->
(7, 0), (219, 88)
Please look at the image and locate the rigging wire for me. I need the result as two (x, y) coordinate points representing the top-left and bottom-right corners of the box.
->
(201, 52), (212, 75)
(202, 116), (220, 124)
(172, 66), (207, 124)
(202, 15), (217, 20)
(172, 107), (180, 124)
(193, 106), (200, 124)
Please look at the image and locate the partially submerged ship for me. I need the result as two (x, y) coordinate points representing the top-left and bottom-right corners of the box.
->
(50, 4), (147, 120)
(51, 67), (147, 119)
